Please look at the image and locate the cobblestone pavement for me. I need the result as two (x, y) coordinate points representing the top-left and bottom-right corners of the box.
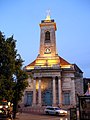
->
(16, 113), (69, 120)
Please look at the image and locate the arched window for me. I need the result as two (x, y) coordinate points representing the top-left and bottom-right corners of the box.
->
(45, 31), (50, 43)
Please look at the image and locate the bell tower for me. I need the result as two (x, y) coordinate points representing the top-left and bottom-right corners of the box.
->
(35, 14), (60, 67)
(39, 14), (57, 57)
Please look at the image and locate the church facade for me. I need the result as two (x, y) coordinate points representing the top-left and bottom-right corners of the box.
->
(22, 15), (83, 108)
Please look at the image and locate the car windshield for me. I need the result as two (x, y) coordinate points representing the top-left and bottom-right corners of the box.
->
(54, 108), (60, 110)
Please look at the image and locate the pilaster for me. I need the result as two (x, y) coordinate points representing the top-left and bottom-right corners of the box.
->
(38, 79), (42, 106)
(32, 79), (36, 106)
(52, 77), (56, 106)
(58, 77), (62, 106)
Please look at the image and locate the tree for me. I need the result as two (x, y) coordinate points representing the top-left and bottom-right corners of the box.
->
(0, 31), (28, 118)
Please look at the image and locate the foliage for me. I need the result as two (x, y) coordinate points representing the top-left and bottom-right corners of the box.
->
(0, 31), (28, 112)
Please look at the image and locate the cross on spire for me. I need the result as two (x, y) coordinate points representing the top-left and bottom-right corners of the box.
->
(45, 9), (51, 21)
(46, 9), (50, 16)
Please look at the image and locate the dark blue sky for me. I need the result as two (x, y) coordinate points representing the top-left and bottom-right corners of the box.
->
(0, 0), (90, 77)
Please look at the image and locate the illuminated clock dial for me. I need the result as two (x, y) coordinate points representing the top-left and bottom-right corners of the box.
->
(45, 48), (51, 53)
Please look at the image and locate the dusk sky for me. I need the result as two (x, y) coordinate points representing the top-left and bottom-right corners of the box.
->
(0, 0), (90, 77)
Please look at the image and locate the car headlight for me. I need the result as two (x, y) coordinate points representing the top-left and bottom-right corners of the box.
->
(0, 106), (3, 108)
(60, 110), (64, 113)
(5, 105), (8, 108)
(64, 111), (67, 113)
(60, 110), (67, 114)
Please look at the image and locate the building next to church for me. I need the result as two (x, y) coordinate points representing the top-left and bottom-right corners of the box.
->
(22, 14), (83, 108)
(83, 78), (90, 95)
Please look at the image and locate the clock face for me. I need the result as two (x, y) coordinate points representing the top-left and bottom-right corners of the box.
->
(46, 48), (50, 52)
(45, 48), (51, 54)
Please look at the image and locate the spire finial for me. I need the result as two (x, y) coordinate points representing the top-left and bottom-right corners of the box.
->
(45, 9), (51, 21)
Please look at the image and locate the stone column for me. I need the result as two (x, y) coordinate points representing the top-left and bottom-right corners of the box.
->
(38, 79), (42, 106)
(52, 77), (56, 106)
(32, 79), (36, 106)
(71, 79), (76, 106)
(58, 77), (62, 106)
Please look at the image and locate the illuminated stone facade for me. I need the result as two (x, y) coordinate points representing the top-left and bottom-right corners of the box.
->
(22, 15), (83, 108)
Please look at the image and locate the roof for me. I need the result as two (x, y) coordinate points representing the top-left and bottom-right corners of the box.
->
(26, 60), (36, 67)
(24, 57), (83, 75)
(73, 64), (83, 73)
(25, 56), (71, 70)
(59, 56), (71, 65)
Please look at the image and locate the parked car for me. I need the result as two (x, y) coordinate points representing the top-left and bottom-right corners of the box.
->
(0, 100), (13, 120)
(0, 108), (8, 120)
(44, 106), (68, 116)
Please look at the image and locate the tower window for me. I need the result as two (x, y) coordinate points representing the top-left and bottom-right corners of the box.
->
(45, 31), (50, 43)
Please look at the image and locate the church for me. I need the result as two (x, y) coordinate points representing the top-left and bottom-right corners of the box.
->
(22, 14), (83, 108)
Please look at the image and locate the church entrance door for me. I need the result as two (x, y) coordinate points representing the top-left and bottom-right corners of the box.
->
(42, 89), (52, 106)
